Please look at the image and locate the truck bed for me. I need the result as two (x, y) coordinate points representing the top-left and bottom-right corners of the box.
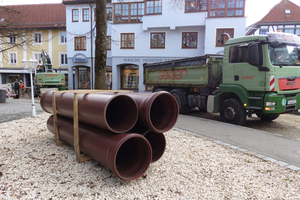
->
(144, 54), (223, 88)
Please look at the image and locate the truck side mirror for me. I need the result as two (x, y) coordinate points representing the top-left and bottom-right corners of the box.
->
(248, 43), (262, 67)
(270, 41), (281, 48)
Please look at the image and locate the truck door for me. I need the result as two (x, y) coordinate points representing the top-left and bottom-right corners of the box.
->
(231, 45), (266, 92)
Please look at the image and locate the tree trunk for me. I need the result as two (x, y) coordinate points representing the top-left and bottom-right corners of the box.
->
(94, 0), (107, 89)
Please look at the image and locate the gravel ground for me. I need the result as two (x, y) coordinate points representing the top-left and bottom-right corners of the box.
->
(0, 113), (300, 199)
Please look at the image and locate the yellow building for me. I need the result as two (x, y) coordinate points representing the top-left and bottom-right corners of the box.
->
(0, 3), (68, 87)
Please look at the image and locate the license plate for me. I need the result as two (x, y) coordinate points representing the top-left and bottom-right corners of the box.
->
(287, 100), (297, 105)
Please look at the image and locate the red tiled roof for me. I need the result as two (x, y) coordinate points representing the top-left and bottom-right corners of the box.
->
(63, 0), (95, 4)
(258, 0), (300, 24)
(0, 4), (66, 29)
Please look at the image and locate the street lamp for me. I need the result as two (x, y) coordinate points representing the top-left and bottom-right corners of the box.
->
(21, 58), (38, 117)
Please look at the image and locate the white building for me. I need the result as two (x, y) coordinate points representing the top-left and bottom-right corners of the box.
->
(63, 0), (246, 92)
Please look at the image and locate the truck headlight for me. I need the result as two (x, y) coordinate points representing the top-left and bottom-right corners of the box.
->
(266, 102), (276, 106)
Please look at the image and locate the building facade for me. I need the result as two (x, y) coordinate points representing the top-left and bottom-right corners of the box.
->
(0, 4), (68, 88)
(246, 0), (300, 36)
(63, 0), (246, 92)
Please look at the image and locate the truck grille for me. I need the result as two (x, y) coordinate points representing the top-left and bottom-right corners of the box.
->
(45, 81), (60, 83)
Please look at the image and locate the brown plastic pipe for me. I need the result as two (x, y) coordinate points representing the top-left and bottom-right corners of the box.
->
(128, 126), (166, 163)
(40, 90), (138, 133)
(122, 91), (179, 133)
(47, 115), (152, 181)
(142, 130), (166, 162)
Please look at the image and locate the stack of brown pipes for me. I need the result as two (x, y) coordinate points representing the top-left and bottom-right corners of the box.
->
(40, 90), (179, 181)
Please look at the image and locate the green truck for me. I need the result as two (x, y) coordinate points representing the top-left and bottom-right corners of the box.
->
(144, 32), (300, 125)
(31, 49), (66, 96)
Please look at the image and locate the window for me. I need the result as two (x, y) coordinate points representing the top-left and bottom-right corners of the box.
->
(260, 30), (267, 35)
(216, 28), (234, 47)
(107, 7), (112, 21)
(82, 8), (89, 22)
(72, 9), (79, 22)
(229, 45), (249, 63)
(114, 3), (144, 23)
(60, 32), (67, 44)
(285, 9), (291, 15)
(8, 53), (17, 65)
(33, 53), (42, 65)
(60, 53), (68, 65)
(34, 33), (42, 44)
(182, 32), (198, 48)
(121, 33), (134, 49)
(284, 29), (294, 34)
(209, 0), (245, 17)
(146, 0), (162, 14)
(185, 0), (207, 12)
(107, 36), (111, 50)
(74, 36), (86, 50)
(131, 3), (144, 22)
(8, 33), (16, 44)
(151, 32), (165, 48)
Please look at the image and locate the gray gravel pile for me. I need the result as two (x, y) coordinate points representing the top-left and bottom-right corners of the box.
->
(0, 113), (299, 199)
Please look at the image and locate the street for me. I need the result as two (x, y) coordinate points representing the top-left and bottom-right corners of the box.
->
(175, 113), (300, 170)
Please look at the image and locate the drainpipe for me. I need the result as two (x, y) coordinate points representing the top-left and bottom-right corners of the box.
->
(89, 3), (94, 89)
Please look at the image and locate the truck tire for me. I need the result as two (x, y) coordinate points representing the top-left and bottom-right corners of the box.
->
(171, 93), (190, 114)
(260, 114), (280, 121)
(154, 88), (168, 92)
(220, 98), (246, 125)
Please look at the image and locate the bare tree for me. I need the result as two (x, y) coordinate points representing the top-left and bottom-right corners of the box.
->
(0, 6), (36, 57)
(94, 0), (107, 89)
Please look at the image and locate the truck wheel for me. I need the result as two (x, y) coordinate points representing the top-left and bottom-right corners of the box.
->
(171, 93), (190, 114)
(220, 98), (246, 125)
(154, 88), (167, 92)
(172, 93), (182, 111)
(260, 114), (280, 121)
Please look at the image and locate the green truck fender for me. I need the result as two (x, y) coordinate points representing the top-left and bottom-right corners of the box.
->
(213, 84), (250, 113)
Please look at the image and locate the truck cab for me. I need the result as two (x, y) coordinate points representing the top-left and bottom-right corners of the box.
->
(217, 32), (300, 124)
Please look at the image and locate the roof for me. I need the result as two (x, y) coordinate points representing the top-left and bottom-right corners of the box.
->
(0, 4), (66, 29)
(258, 0), (300, 24)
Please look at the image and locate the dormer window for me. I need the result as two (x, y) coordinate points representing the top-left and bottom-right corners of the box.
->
(285, 9), (291, 15)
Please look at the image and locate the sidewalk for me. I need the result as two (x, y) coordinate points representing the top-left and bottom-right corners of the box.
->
(0, 97), (43, 123)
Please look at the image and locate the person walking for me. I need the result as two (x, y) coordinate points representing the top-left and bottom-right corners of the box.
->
(20, 80), (25, 97)
(13, 79), (20, 97)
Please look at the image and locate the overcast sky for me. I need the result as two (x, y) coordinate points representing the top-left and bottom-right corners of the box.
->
(1, 0), (300, 26)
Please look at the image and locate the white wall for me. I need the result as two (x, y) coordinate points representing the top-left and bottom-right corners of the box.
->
(111, 24), (206, 58)
(142, 1), (207, 31)
(205, 17), (247, 54)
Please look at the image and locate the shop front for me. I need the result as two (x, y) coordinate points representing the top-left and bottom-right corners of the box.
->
(120, 64), (139, 90)
(112, 57), (181, 92)
(78, 66), (91, 89)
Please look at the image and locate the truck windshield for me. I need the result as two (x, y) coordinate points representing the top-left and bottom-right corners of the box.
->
(269, 43), (300, 66)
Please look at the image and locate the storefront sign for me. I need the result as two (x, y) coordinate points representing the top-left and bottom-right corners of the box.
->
(73, 53), (88, 63)
(123, 58), (177, 63)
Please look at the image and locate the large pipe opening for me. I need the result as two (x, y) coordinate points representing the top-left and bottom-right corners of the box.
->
(106, 96), (138, 133)
(150, 93), (178, 132)
(115, 137), (151, 179)
(143, 131), (166, 163)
